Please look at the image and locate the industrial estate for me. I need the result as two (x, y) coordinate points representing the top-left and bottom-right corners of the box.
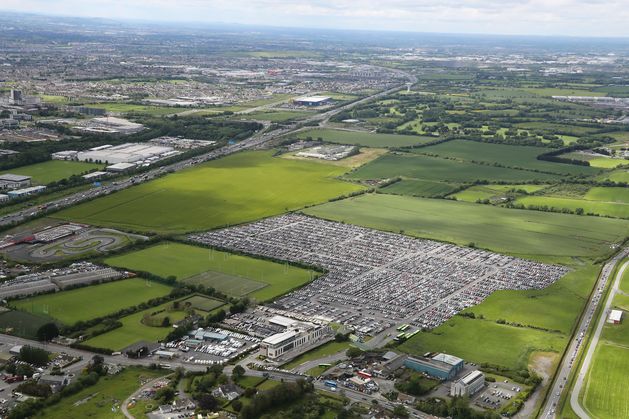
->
(0, 8), (626, 419)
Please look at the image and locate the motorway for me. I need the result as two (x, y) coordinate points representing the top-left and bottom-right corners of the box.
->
(539, 247), (628, 419)
(0, 77), (413, 229)
(569, 258), (629, 418)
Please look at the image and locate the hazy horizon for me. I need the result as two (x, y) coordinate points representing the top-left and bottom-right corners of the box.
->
(2, 0), (629, 38)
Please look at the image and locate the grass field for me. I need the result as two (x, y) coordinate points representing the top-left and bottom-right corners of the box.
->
(583, 343), (629, 419)
(515, 187), (629, 219)
(347, 153), (561, 183)
(297, 128), (436, 147)
(399, 316), (566, 371)
(418, 140), (598, 176)
(105, 242), (315, 301)
(84, 299), (188, 350)
(34, 367), (166, 419)
(303, 193), (629, 258)
(85, 102), (179, 116)
(0, 160), (103, 185)
(0, 310), (55, 339)
(180, 295), (225, 312)
(282, 341), (351, 370)
(450, 184), (547, 203)
(13, 279), (173, 325)
(242, 110), (312, 122)
(596, 169), (629, 183)
(379, 179), (460, 197)
(55, 151), (362, 234)
(561, 152), (627, 169)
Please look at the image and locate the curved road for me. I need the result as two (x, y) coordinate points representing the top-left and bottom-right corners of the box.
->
(570, 259), (629, 418)
(539, 248), (628, 418)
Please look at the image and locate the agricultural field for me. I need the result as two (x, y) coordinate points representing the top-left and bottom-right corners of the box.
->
(515, 186), (629, 219)
(13, 278), (173, 325)
(0, 160), (103, 185)
(417, 140), (599, 176)
(596, 169), (629, 183)
(347, 153), (560, 183)
(105, 242), (315, 301)
(380, 179), (461, 197)
(450, 184), (547, 203)
(84, 299), (189, 350)
(54, 151), (363, 234)
(303, 193), (629, 258)
(33, 367), (166, 419)
(562, 151), (627, 169)
(296, 128), (435, 147)
(399, 316), (566, 371)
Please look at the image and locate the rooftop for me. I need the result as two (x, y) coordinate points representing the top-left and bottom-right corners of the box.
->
(262, 330), (298, 346)
(0, 174), (31, 182)
(432, 353), (464, 366)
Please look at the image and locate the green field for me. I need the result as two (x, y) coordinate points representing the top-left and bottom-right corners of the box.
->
(85, 102), (179, 116)
(0, 160), (103, 185)
(13, 279), (173, 325)
(597, 169), (629, 183)
(462, 265), (598, 334)
(34, 367), (166, 419)
(282, 341), (351, 370)
(85, 299), (188, 350)
(561, 152), (627, 169)
(347, 153), (561, 183)
(105, 242), (315, 301)
(55, 151), (362, 234)
(418, 140), (598, 176)
(379, 179), (460, 197)
(242, 110), (312, 122)
(297, 128), (435, 147)
(583, 343), (629, 419)
(0, 310), (55, 339)
(303, 193), (629, 258)
(515, 187), (629, 219)
(451, 184), (547, 203)
(180, 295), (225, 312)
(399, 316), (566, 370)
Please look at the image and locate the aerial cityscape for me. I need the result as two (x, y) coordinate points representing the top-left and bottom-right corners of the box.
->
(0, 2), (627, 419)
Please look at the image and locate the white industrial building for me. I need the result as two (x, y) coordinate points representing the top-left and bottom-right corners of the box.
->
(261, 316), (332, 360)
(7, 185), (46, 198)
(450, 370), (485, 397)
(77, 143), (176, 164)
(608, 309), (623, 324)
(0, 174), (32, 190)
(73, 117), (145, 136)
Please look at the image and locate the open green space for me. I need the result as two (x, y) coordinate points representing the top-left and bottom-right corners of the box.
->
(462, 265), (598, 334)
(0, 160), (103, 185)
(85, 102), (180, 116)
(55, 151), (362, 234)
(303, 193), (629, 258)
(450, 184), (547, 203)
(418, 140), (598, 176)
(596, 169), (629, 183)
(105, 242), (315, 301)
(399, 316), (566, 371)
(180, 295), (225, 312)
(582, 343), (629, 419)
(242, 110), (312, 122)
(348, 153), (560, 183)
(514, 187), (629, 219)
(34, 367), (166, 419)
(282, 341), (351, 370)
(297, 128), (435, 148)
(561, 152), (627, 169)
(0, 310), (55, 339)
(84, 299), (188, 350)
(379, 179), (460, 197)
(13, 278), (173, 325)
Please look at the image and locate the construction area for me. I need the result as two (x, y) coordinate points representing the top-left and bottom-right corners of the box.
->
(189, 214), (569, 335)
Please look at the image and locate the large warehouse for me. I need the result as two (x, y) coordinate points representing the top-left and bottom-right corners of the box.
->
(293, 96), (332, 106)
(77, 143), (178, 164)
(404, 353), (464, 380)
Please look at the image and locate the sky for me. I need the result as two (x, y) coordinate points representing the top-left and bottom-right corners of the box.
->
(3, 0), (629, 37)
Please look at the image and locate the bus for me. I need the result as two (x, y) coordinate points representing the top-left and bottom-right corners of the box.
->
(397, 324), (410, 332)
(324, 380), (337, 388)
(394, 332), (406, 341)
(318, 363), (332, 368)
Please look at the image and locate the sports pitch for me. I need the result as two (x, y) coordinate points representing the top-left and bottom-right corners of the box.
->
(105, 242), (315, 301)
(54, 151), (363, 234)
(303, 193), (629, 258)
(13, 278), (173, 325)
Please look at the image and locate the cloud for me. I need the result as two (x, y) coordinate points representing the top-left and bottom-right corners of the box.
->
(2, 0), (629, 37)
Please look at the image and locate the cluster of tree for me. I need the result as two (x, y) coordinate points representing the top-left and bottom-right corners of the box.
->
(394, 371), (439, 397)
(237, 379), (314, 419)
(18, 346), (50, 367)
(415, 397), (501, 419)
(15, 381), (53, 398)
